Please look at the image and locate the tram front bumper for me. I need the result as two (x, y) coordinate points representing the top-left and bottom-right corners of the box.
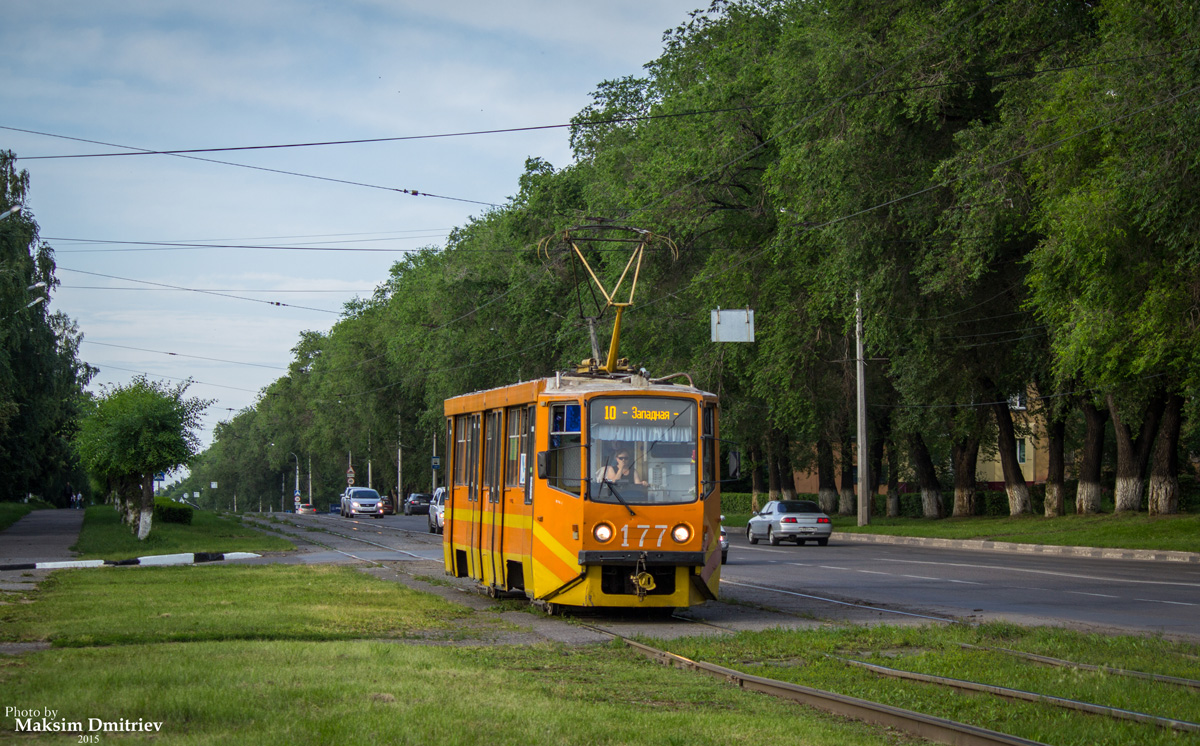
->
(577, 550), (706, 566)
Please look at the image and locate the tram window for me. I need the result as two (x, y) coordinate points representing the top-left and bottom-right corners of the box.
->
(702, 404), (717, 488)
(589, 396), (698, 505)
(524, 404), (534, 502)
(454, 415), (468, 486)
(506, 406), (524, 487)
(547, 403), (583, 496)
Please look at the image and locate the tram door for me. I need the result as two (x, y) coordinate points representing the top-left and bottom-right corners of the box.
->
(482, 410), (503, 589)
(465, 413), (482, 579)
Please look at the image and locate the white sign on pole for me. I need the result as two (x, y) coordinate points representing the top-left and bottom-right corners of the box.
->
(711, 308), (755, 342)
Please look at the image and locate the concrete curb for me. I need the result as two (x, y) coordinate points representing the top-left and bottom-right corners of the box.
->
(832, 531), (1200, 564)
(0, 552), (261, 572)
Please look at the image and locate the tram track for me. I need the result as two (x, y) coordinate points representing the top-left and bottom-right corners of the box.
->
(579, 621), (1046, 746)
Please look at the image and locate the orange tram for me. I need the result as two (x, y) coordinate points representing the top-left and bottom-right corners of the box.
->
(442, 370), (723, 612)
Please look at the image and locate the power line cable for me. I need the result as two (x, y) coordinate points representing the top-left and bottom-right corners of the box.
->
(2, 126), (501, 207)
(57, 267), (340, 314)
(82, 340), (288, 370)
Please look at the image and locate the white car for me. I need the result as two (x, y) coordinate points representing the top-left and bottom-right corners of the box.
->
(340, 487), (382, 518)
(427, 488), (446, 534)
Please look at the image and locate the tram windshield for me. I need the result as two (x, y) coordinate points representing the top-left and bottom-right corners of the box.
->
(589, 396), (698, 505)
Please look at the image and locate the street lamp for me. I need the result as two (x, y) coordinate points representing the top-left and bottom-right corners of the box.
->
(0, 205), (18, 221)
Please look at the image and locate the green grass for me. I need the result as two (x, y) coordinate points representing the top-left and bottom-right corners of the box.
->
(720, 510), (1200, 552)
(654, 622), (1200, 746)
(0, 567), (900, 745)
(71, 505), (294, 560)
(0, 641), (902, 746)
(0, 502), (33, 532)
(0, 564), (478, 647)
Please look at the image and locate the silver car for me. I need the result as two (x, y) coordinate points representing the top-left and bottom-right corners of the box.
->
(427, 488), (446, 534)
(341, 487), (382, 518)
(746, 500), (832, 546)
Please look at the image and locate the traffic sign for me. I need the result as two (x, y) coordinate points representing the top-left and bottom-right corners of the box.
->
(431, 457), (441, 470)
(294, 490), (301, 498)
(347, 467), (356, 486)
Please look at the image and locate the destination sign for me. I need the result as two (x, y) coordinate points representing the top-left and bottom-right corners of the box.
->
(600, 402), (686, 425)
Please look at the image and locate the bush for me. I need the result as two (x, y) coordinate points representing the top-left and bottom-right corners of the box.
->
(154, 498), (193, 525)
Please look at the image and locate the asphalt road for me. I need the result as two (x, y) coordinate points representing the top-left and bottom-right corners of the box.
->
(282, 510), (1200, 639)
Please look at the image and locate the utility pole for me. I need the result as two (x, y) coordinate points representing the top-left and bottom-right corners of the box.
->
(856, 289), (871, 526)
(397, 413), (403, 498)
(431, 432), (438, 492)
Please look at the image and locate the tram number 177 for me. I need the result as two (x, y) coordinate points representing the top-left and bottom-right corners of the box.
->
(621, 524), (669, 548)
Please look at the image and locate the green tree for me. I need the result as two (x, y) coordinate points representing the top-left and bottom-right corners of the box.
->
(75, 377), (210, 539)
(1, 150), (95, 503)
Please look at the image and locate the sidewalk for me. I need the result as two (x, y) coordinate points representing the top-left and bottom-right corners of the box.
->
(0, 509), (84, 565)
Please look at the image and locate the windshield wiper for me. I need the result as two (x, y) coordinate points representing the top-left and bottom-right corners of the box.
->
(599, 478), (637, 516)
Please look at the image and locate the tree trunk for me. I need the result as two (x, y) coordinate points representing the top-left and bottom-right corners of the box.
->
(991, 400), (1031, 515)
(886, 439), (900, 518)
(1148, 393), (1183, 515)
(777, 434), (796, 500)
(907, 433), (942, 518)
(870, 434), (885, 519)
(951, 436), (980, 517)
(1044, 416), (1066, 518)
(766, 434), (780, 501)
(817, 439), (838, 514)
(1076, 400), (1108, 514)
(838, 435), (855, 515)
(136, 472), (154, 540)
(749, 444), (765, 513)
(1107, 392), (1165, 513)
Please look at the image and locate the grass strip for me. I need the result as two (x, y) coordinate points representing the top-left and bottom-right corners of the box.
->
(654, 622), (1200, 746)
(71, 505), (294, 560)
(0, 640), (912, 746)
(718, 511), (1200, 553)
(0, 564), (479, 646)
(0, 502), (33, 532)
(831, 512), (1200, 552)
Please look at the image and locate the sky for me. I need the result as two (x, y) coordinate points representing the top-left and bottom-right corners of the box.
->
(1, 1), (706, 456)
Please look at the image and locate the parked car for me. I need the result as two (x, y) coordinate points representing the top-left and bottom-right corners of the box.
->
(746, 500), (832, 546)
(341, 487), (383, 518)
(404, 492), (432, 516)
(297, 503), (316, 514)
(378, 493), (397, 515)
(427, 488), (446, 534)
(719, 519), (728, 564)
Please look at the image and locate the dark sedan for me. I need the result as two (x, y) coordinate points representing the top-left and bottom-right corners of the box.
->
(404, 492), (432, 515)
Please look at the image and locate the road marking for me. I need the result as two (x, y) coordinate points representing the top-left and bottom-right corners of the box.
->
(1067, 591), (1119, 599)
(883, 558), (1200, 588)
(1135, 598), (1197, 607)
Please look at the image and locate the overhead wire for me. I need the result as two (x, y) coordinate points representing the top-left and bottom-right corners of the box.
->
(2, 125), (501, 208)
(82, 340), (288, 370)
(57, 267), (341, 314)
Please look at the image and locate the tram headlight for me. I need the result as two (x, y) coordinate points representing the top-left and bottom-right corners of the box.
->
(671, 524), (692, 544)
(593, 523), (615, 543)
